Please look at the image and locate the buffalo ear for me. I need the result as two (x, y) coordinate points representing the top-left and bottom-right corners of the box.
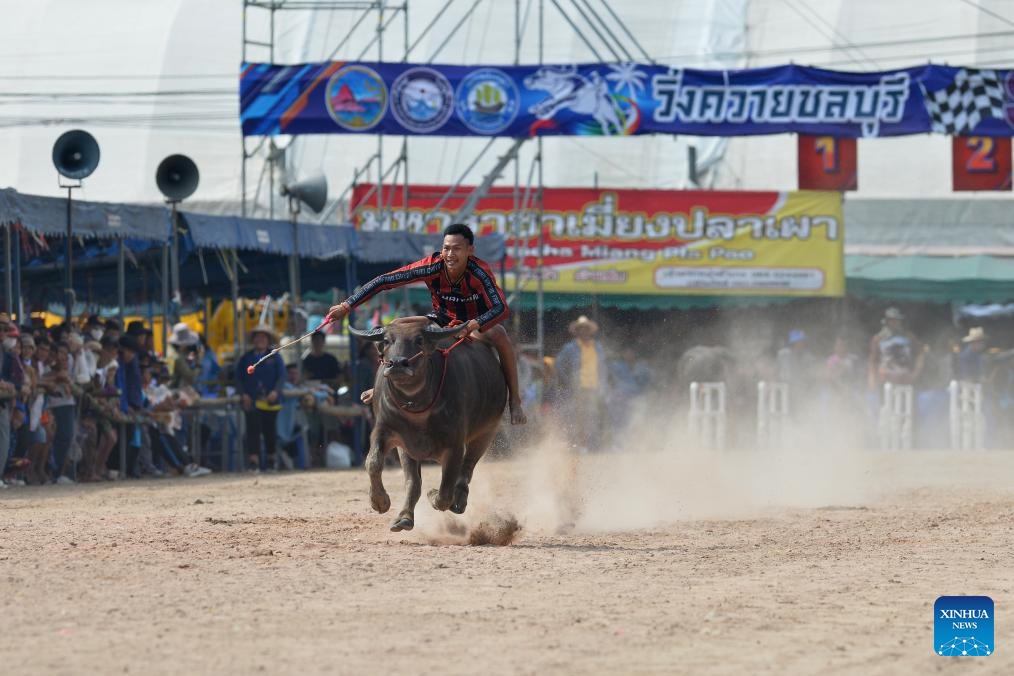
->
(348, 325), (386, 342)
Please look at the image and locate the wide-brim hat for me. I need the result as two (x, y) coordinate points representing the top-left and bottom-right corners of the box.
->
(883, 307), (905, 321)
(126, 320), (152, 336)
(169, 322), (200, 347)
(249, 323), (278, 343)
(568, 315), (599, 335)
(962, 326), (988, 343)
(118, 334), (142, 353)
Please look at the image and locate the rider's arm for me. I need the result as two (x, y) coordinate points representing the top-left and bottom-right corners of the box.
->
(342, 254), (444, 311)
(468, 258), (508, 329)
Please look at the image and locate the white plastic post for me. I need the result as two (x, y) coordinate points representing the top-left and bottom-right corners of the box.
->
(756, 381), (789, 450)
(949, 380), (985, 451)
(688, 381), (727, 450)
(879, 382), (914, 450)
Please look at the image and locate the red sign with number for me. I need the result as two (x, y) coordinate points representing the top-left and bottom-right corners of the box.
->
(952, 136), (1012, 191)
(797, 135), (858, 191)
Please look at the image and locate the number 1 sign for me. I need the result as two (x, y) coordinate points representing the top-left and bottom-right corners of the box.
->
(952, 136), (1012, 191)
(797, 135), (858, 191)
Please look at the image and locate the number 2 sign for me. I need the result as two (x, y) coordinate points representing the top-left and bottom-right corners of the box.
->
(797, 135), (858, 191)
(952, 136), (1012, 191)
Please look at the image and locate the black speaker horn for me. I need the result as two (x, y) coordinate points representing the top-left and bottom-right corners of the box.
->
(282, 174), (328, 214)
(156, 154), (200, 202)
(52, 130), (100, 180)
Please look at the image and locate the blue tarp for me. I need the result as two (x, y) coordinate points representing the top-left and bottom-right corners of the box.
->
(0, 187), (170, 242)
(352, 229), (505, 263)
(181, 212), (353, 259)
(181, 212), (300, 256)
(182, 211), (505, 262)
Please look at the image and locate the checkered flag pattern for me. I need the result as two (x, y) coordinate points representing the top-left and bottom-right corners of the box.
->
(923, 68), (1005, 134)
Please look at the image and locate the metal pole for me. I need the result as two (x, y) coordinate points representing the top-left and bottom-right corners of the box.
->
(377, 1), (385, 225)
(13, 224), (22, 322)
(536, 138), (544, 365)
(117, 237), (125, 324)
(65, 187), (74, 322)
(232, 250), (242, 356)
(289, 201), (301, 334)
(4, 224), (11, 315)
(536, 0), (545, 364)
(344, 250), (362, 458)
(161, 241), (169, 357)
(170, 201), (180, 318)
(515, 0), (521, 64)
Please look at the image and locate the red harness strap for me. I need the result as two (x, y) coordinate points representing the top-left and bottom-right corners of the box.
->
(389, 335), (471, 414)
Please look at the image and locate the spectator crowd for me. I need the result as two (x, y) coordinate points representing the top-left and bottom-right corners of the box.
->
(0, 312), (374, 490)
(3, 303), (1013, 491)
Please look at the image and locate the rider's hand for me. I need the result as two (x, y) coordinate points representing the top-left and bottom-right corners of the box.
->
(458, 319), (480, 337)
(326, 301), (351, 324)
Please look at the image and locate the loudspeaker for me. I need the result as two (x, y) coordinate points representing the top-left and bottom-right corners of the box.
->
(282, 174), (328, 214)
(156, 154), (200, 202)
(52, 130), (100, 180)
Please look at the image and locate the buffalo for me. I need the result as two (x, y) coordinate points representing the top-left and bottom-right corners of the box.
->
(349, 317), (508, 532)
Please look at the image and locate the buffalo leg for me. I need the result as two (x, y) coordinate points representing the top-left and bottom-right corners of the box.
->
(391, 449), (421, 532)
(365, 431), (391, 514)
(451, 428), (497, 514)
(428, 448), (463, 512)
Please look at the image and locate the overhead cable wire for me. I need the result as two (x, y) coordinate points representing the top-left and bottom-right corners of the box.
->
(957, 0), (1014, 29)
(596, 0), (654, 63)
(567, 0), (623, 61)
(777, 0), (878, 70)
(548, 0), (605, 61)
(576, 0), (634, 61)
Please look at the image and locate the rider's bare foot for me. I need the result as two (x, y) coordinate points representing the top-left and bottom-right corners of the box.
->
(360, 388), (374, 405)
(509, 399), (527, 425)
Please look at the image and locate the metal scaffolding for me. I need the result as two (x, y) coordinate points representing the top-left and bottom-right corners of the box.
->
(240, 0), (653, 360)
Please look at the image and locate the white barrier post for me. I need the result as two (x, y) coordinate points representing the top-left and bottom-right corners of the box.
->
(688, 381), (727, 450)
(949, 380), (985, 451)
(879, 383), (914, 450)
(757, 381), (790, 450)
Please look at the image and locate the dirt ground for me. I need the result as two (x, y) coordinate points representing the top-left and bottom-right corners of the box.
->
(1, 443), (1012, 676)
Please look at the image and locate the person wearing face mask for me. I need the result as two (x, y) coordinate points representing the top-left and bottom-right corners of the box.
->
(84, 315), (105, 342)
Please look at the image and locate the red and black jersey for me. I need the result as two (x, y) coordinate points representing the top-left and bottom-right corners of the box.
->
(344, 253), (508, 330)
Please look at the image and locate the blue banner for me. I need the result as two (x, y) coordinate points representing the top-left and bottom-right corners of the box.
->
(240, 62), (1014, 138)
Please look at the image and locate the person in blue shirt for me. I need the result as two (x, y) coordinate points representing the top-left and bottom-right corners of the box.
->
(235, 324), (285, 471)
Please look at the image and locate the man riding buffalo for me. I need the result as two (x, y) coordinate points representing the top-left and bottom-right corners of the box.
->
(327, 223), (526, 425)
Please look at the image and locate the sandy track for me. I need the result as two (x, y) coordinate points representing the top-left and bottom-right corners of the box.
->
(1, 448), (1012, 675)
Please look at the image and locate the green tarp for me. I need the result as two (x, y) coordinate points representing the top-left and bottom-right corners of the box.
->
(845, 254), (1014, 302)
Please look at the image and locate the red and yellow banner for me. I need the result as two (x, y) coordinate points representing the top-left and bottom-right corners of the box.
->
(351, 185), (844, 297)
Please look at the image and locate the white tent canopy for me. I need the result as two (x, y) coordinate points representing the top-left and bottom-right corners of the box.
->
(2, 0), (1014, 213)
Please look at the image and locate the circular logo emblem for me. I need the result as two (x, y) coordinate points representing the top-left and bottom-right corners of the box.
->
(325, 65), (388, 131)
(455, 68), (520, 134)
(390, 67), (455, 133)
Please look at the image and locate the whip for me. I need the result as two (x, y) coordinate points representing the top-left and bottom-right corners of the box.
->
(246, 320), (332, 374)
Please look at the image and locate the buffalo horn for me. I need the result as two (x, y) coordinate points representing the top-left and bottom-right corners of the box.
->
(347, 325), (386, 342)
(422, 324), (466, 340)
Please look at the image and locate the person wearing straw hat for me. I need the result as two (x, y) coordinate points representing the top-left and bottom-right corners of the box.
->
(168, 322), (201, 389)
(955, 326), (1014, 383)
(235, 324), (285, 471)
(327, 223), (527, 425)
(868, 307), (924, 390)
(554, 315), (607, 453)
